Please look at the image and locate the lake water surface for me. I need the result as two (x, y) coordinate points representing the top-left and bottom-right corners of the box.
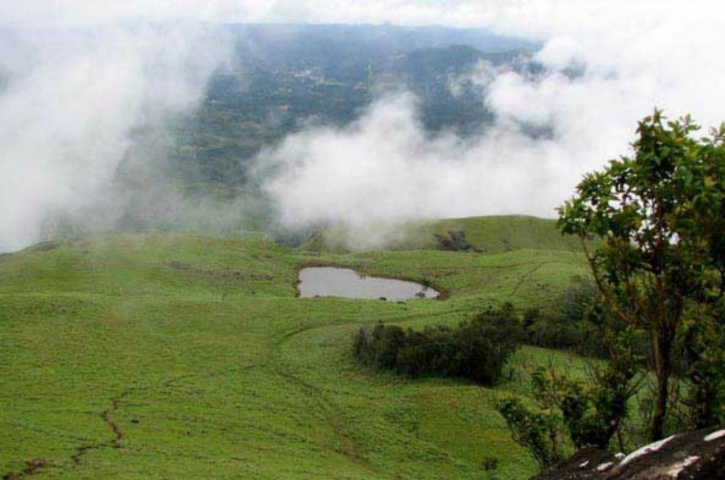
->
(297, 267), (439, 301)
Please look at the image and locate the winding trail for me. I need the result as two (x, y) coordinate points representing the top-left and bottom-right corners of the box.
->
(1, 459), (47, 480)
(4, 300), (472, 479)
(71, 393), (127, 466)
(3, 394), (127, 479)
(510, 262), (548, 296)
(264, 306), (473, 477)
(101, 396), (125, 448)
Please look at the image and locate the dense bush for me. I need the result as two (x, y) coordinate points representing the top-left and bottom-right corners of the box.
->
(522, 279), (609, 357)
(352, 303), (523, 386)
(522, 279), (651, 362)
(522, 307), (608, 357)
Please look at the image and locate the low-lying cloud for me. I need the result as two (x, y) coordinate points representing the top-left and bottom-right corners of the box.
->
(2, 1), (725, 251)
(257, 1), (725, 248)
(258, 92), (586, 247)
(0, 25), (228, 251)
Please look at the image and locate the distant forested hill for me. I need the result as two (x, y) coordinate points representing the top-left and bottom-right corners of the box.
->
(155, 24), (539, 189)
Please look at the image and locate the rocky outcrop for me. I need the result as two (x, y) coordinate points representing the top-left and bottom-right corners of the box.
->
(531, 426), (725, 480)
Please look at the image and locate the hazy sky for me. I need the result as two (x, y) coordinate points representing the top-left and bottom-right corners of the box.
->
(1, 1), (716, 32)
(2, 1), (725, 250)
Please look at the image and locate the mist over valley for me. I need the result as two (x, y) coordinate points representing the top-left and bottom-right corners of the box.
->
(3, 3), (724, 251)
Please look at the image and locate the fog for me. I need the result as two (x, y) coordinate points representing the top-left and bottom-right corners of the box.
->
(2, 1), (724, 251)
(256, 1), (725, 247)
(0, 24), (229, 251)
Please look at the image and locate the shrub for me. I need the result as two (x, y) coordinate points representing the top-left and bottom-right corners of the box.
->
(434, 229), (473, 251)
(497, 397), (563, 469)
(352, 303), (523, 386)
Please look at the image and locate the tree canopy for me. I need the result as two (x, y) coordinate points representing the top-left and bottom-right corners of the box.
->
(557, 110), (725, 440)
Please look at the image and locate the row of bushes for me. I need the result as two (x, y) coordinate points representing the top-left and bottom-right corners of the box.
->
(351, 279), (649, 386)
(352, 303), (523, 386)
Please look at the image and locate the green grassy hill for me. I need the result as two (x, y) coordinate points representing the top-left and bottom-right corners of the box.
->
(0, 217), (591, 479)
(303, 215), (584, 254)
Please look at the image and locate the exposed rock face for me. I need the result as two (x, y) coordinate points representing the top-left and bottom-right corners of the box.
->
(531, 426), (725, 480)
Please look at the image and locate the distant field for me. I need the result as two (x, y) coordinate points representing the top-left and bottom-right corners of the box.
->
(0, 217), (591, 479)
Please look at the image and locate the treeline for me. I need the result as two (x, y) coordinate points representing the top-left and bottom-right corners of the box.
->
(352, 303), (523, 386)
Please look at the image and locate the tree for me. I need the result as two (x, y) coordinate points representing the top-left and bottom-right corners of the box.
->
(557, 110), (725, 440)
(498, 297), (640, 463)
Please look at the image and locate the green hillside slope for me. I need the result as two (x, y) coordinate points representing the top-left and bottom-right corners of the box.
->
(0, 222), (590, 479)
(302, 215), (583, 254)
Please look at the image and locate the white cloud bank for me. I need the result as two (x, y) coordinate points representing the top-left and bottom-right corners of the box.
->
(255, 1), (725, 246)
(0, 25), (228, 251)
(2, 1), (725, 250)
(262, 94), (564, 223)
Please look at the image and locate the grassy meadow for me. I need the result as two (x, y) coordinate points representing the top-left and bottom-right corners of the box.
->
(1, 217), (592, 479)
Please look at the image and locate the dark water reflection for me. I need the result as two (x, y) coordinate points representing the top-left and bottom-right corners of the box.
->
(297, 267), (439, 301)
